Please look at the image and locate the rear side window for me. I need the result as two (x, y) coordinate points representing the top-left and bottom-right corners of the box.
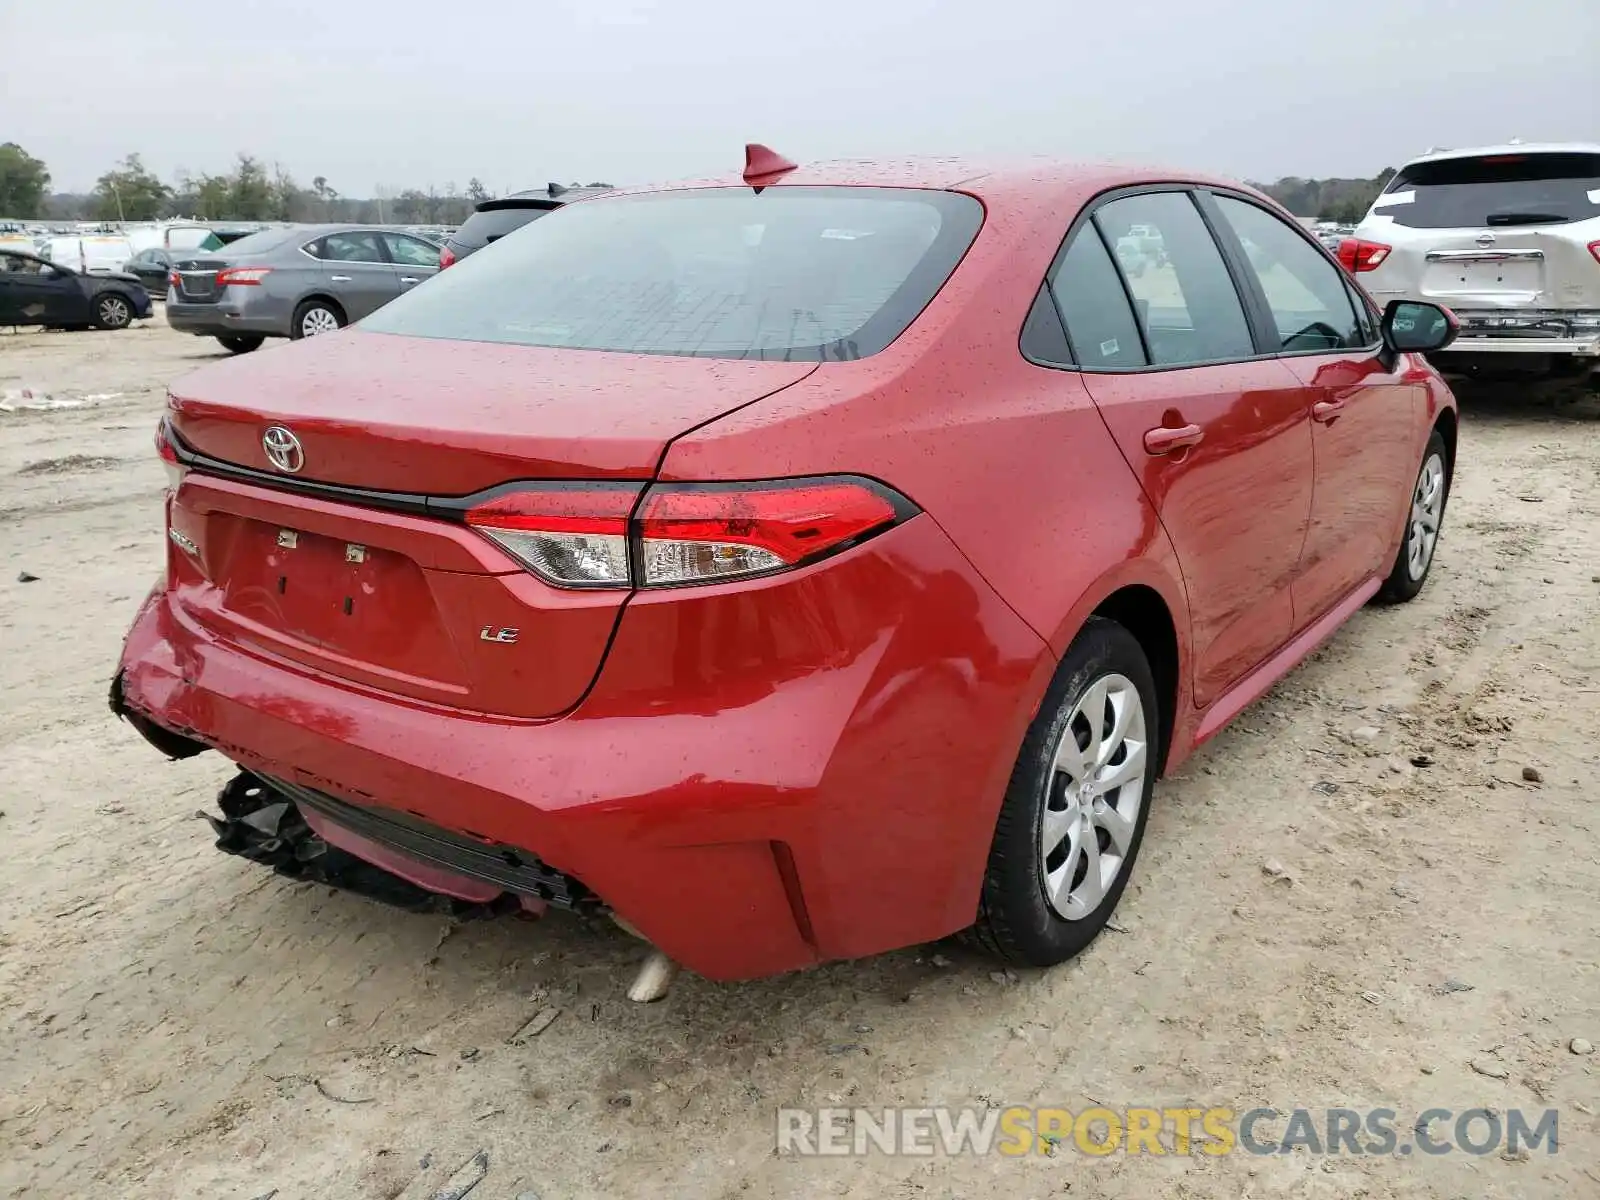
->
(1094, 192), (1255, 367)
(319, 232), (386, 263)
(1049, 228), (1146, 369)
(364, 187), (984, 361)
(383, 233), (441, 267)
(1213, 196), (1364, 352)
(1376, 153), (1600, 228)
(451, 207), (549, 250)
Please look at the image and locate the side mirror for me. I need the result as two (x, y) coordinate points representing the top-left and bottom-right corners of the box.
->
(1381, 299), (1458, 354)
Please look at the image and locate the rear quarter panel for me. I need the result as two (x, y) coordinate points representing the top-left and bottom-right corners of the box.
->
(660, 173), (1194, 744)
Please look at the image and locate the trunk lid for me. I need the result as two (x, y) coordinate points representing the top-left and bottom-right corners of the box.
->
(172, 255), (230, 303)
(163, 330), (816, 717)
(168, 328), (818, 492)
(1410, 224), (1600, 309)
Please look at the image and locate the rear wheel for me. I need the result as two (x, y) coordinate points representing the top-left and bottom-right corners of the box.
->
(216, 334), (264, 354)
(1377, 430), (1449, 603)
(968, 617), (1159, 966)
(291, 299), (344, 340)
(93, 293), (134, 330)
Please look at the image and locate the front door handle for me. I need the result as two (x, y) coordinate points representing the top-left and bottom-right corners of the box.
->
(1311, 399), (1345, 423)
(330, 274), (352, 282)
(1143, 423), (1204, 455)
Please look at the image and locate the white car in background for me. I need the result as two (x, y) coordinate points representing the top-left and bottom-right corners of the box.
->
(1343, 142), (1600, 379)
(39, 234), (137, 277)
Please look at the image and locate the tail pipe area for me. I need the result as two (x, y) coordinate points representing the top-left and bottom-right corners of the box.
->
(109, 676), (686, 1000)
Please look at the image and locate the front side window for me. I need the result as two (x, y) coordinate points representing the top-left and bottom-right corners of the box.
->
(363, 187), (984, 361)
(1214, 196), (1364, 352)
(1345, 279), (1377, 344)
(1093, 192), (1255, 367)
(1048, 227), (1146, 369)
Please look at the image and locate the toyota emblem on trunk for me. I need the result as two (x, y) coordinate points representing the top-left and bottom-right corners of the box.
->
(262, 426), (304, 473)
(1475, 231), (1496, 247)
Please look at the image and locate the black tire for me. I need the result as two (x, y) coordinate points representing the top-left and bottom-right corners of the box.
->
(216, 334), (265, 355)
(93, 292), (135, 330)
(968, 617), (1160, 967)
(290, 298), (345, 340)
(1377, 430), (1449, 604)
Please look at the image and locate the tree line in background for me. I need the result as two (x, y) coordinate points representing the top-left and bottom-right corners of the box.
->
(2, 140), (1394, 227)
(1251, 169), (1397, 224)
(0, 143), (611, 226)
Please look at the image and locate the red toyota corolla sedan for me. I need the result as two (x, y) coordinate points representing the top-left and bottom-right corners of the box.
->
(113, 149), (1460, 983)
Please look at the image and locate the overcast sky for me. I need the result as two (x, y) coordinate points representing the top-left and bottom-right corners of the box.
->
(7, 0), (1596, 194)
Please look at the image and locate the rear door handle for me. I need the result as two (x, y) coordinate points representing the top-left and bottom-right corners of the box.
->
(330, 274), (352, 282)
(1143, 423), (1204, 455)
(399, 276), (420, 285)
(1312, 399), (1345, 423)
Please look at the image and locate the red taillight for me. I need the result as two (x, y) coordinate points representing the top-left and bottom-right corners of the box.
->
(215, 266), (271, 287)
(636, 479), (902, 586)
(438, 245), (457, 269)
(168, 270), (181, 289)
(1337, 238), (1391, 272)
(1588, 240), (1600, 265)
(155, 416), (186, 492)
(462, 477), (912, 590)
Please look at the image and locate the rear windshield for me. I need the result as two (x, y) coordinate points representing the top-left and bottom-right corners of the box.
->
(366, 187), (983, 360)
(167, 227), (224, 252)
(207, 228), (296, 257)
(450, 206), (550, 250)
(1377, 153), (1600, 228)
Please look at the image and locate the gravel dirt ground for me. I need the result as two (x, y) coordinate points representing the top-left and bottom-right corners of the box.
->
(2, 319), (1599, 1200)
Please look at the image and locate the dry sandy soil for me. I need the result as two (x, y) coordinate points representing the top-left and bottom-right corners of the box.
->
(2, 319), (1598, 1200)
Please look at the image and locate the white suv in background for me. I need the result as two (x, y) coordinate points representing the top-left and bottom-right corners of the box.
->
(1343, 143), (1600, 379)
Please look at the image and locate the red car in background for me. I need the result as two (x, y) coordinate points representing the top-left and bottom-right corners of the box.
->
(113, 148), (1460, 983)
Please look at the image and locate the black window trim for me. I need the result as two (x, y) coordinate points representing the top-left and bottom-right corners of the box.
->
(1021, 181), (1382, 376)
(1196, 188), (1382, 360)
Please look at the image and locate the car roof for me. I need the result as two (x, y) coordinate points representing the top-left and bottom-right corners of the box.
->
(1402, 141), (1600, 166)
(279, 223), (401, 236)
(599, 155), (1273, 216)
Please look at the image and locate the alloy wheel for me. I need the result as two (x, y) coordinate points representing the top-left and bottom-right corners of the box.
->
(98, 296), (131, 328)
(1040, 672), (1149, 920)
(301, 307), (341, 336)
(1408, 453), (1446, 580)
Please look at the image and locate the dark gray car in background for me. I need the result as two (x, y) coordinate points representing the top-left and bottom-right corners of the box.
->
(166, 224), (442, 353)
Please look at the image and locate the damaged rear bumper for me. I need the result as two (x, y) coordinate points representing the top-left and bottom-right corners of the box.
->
(111, 510), (1053, 980)
(199, 770), (552, 917)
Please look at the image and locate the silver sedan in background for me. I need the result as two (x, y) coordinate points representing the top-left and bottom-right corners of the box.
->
(166, 224), (442, 353)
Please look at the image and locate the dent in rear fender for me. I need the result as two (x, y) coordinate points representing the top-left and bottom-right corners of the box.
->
(580, 514), (1055, 960)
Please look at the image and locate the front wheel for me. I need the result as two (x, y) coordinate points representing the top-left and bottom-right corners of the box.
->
(93, 293), (134, 330)
(216, 335), (264, 354)
(1377, 430), (1449, 603)
(968, 617), (1159, 966)
(291, 299), (345, 340)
